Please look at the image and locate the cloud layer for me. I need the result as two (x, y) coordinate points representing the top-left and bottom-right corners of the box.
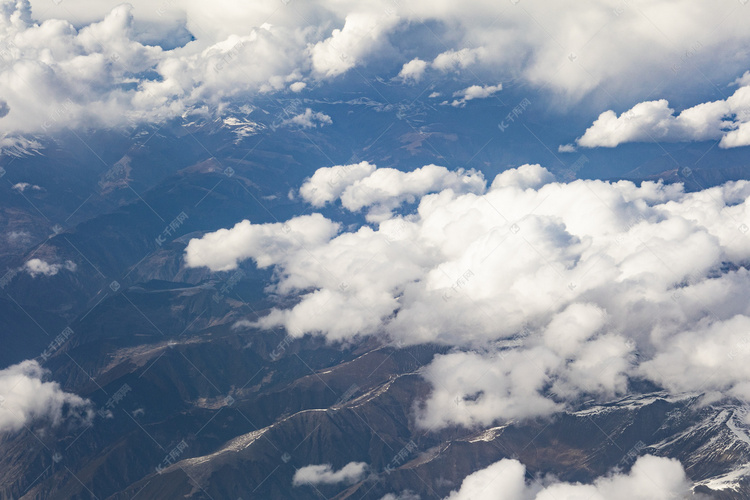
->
(4, 0), (750, 133)
(187, 161), (750, 428)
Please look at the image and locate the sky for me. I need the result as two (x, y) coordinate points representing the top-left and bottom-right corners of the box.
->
(3, 1), (750, 496)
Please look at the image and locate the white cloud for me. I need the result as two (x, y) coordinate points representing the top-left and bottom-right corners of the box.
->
(558, 143), (576, 153)
(186, 161), (750, 428)
(0, 360), (91, 433)
(639, 315), (750, 402)
(184, 214), (340, 272)
(293, 462), (368, 486)
(445, 455), (692, 500)
(0, 1), (311, 134)
(0, 3), (166, 134)
(23, 258), (76, 277)
(444, 458), (528, 500)
(432, 48), (486, 72)
(299, 161), (377, 207)
(289, 81), (306, 92)
(12, 182), (42, 192)
(1, 0), (748, 136)
(299, 163), (485, 221)
(450, 84), (502, 107)
(417, 350), (563, 428)
(309, 11), (400, 78)
(576, 79), (750, 148)
(490, 163), (554, 190)
(398, 58), (428, 83)
(282, 108), (332, 129)
(380, 492), (420, 500)
(0, 0), (749, 135)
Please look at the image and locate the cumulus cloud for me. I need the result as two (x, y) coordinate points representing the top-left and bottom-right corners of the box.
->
(0, 0), (312, 134)
(298, 161), (377, 207)
(289, 81), (306, 93)
(0, 360), (91, 433)
(23, 258), (76, 277)
(445, 458), (528, 500)
(418, 349), (564, 428)
(395, 49), (490, 89)
(299, 163), (486, 221)
(640, 315), (750, 402)
(490, 163), (554, 190)
(398, 58), (428, 83)
(576, 77), (750, 148)
(445, 455), (692, 500)
(558, 143), (576, 153)
(293, 462), (368, 486)
(282, 108), (332, 129)
(184, 214), (340, 272)
(0, 3), (165, 134)
(450, 84), (502, 107)
(186, 161), (750, 428)
(309, 11), (399, 78)
(432, 47), (486, 72)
